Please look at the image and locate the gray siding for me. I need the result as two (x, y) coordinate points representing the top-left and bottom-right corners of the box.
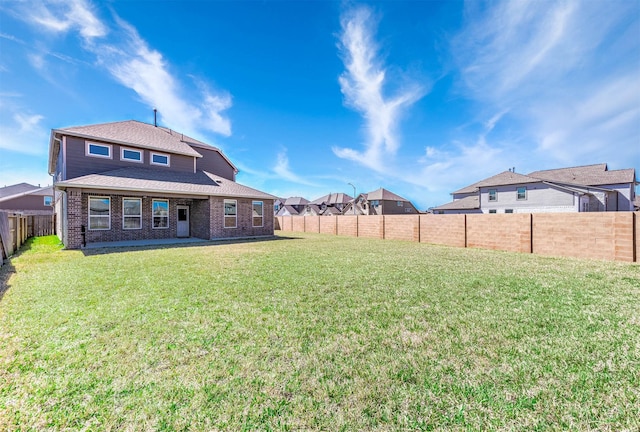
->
(481, 183), (576, 213)
(64, 136), (196, 179)
(0, 195), (54, 213)
(192, 146), (236, 181)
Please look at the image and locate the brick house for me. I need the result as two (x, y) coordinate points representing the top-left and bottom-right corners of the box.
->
(48, 120), (275, 249)
(432, 164), (637, 214)
(342, 188), (420, 215)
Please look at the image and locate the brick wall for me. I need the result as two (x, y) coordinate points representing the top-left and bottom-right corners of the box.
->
(210, 198), (273, 239)
(274, 214), (638, 263)
(319, 216), (337, 235)
(532, 213), (634, 262)
(357, 215), (384, 239)
(337, 216), (358, 237)
(292, 216), (305, 232)
(420, 214), (466, 247)
(305, 216), (320, 233)
(467, 214), (532, 253)
(384, 215), (420, 242)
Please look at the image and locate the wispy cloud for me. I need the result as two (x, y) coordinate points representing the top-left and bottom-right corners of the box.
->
(0, 108), (48, 155)
(273, 150), (318, 187)
(451, 0), (640, 168)
(10, 0), (232, 139)
(333, 6), (425, 171)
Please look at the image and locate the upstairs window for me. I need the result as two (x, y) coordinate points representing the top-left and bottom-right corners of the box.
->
(371, 200), (380, 207)
(396, 201), (404, 207)
(121, 148), (143, 163)
(86, 142), (112, 159)
(517, 187), (527, 200)
(151, 152), (170, 166)
(89, 197), (110, 230)
(488, 189), (497, 201)
(252, 201), (263, 227)
(152, 199), (169, 229)
(43, 196), (53, 206)
(224, 200), (237, 228)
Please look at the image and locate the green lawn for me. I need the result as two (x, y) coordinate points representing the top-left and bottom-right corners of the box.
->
(1, 233), (639, 431)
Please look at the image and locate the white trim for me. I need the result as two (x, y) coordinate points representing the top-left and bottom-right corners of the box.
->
(252, 201), (263, 227)
(88, 196), (111, 230)
(150, 152), (170, 167)
(120, 147), (143, 163)
(224, 199), (237, 228)
(122, 197), (142, 230)
(86, 141), (112, 159)
(152, 199), (169, 229)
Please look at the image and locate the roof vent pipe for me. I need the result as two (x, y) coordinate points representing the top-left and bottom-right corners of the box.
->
(153, 108), (157, 127)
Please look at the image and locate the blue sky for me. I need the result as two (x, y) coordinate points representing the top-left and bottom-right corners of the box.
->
(1, 0), (638, 209)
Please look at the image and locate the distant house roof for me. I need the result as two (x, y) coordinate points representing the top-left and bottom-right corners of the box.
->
(0, 183), (39, 199)
(284, 196), (309, 206)
(310, 193), (352, 205)
(453, 171), (540, 194)
(366, 188), (411, 202)
(276, 205), (300, 216)
(432, 195), (480, 211)
(527, 164), (636, 186)
(323, 206), (343, 215)
(453, 164), (637, 195)
(54, 167), (275, 200)
(0, 185), (53, 203)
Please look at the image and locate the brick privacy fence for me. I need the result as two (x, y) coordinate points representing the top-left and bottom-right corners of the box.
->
(275, 213), (640, 263)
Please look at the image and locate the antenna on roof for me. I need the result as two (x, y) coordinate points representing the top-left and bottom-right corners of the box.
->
(153, 108), (158, 127)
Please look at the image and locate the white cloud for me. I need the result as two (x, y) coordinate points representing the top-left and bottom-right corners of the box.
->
(273, 150), (318, 187)
(0, 108), (48, 155)
(12, 0), (233, 139)
(29, 0), (107, 41)
(333, 6), (425, 171)
(452, 0), (640, 169)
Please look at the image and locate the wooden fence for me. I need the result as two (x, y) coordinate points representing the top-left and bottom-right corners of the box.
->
(0, 212), (55, 266)
(276, 213), (640, 263)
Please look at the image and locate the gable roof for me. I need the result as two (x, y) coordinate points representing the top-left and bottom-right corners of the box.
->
(54, 167), (275, 200)
(284, 196), (309, 206)
(432, 195), (479, 211)
(453, 171), (540, 194)
(0, 185), (53, 203)
(310, 192), (352, 205)
(527, 164), (636, 186)
(276, 205), (300, 216)
(0, 183), (39, 199)
(53, 120), (203, 158)
(365, 188), (411, 202)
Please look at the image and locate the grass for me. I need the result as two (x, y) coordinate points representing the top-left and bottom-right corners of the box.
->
(1, 233), (639, 431)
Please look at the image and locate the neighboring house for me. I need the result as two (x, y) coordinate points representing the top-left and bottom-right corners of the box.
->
(342, 188), (419, 215)
(275, 196), (309, 216)
(0, 183), (54, 215)
(302, 193), (352, 216)
(432, 163), (637, 214)
(48, 120), (275, 249)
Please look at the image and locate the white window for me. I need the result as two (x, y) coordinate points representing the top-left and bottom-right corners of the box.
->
(488, 189), (497, 201)
(505, 209), (514, 214)
(151, 152), (170, 166)
(489, 209), (497, 214)
(224, 199), (237, 228)
(371, 200), (380, 207)
(86, 142), (112, 159)
(152, 199), (169, 229)
(517, 187), (526, 200)
(252, 201), (263, 227)
(43, 196), (53, 206)
(123, 198), (142, 229)
(89, 197), (110, 230)
(121, 147), (143, 163)
(396, 201), (403, 207)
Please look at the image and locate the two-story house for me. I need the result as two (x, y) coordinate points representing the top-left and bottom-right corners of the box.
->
(301, 193), (352, 216)
(432, 164), (637, 214)
(342, 188), (420, 215)
(48, 120), (276, 249)
(0, 183), (54, 215)
(275, 196), (309, 216)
